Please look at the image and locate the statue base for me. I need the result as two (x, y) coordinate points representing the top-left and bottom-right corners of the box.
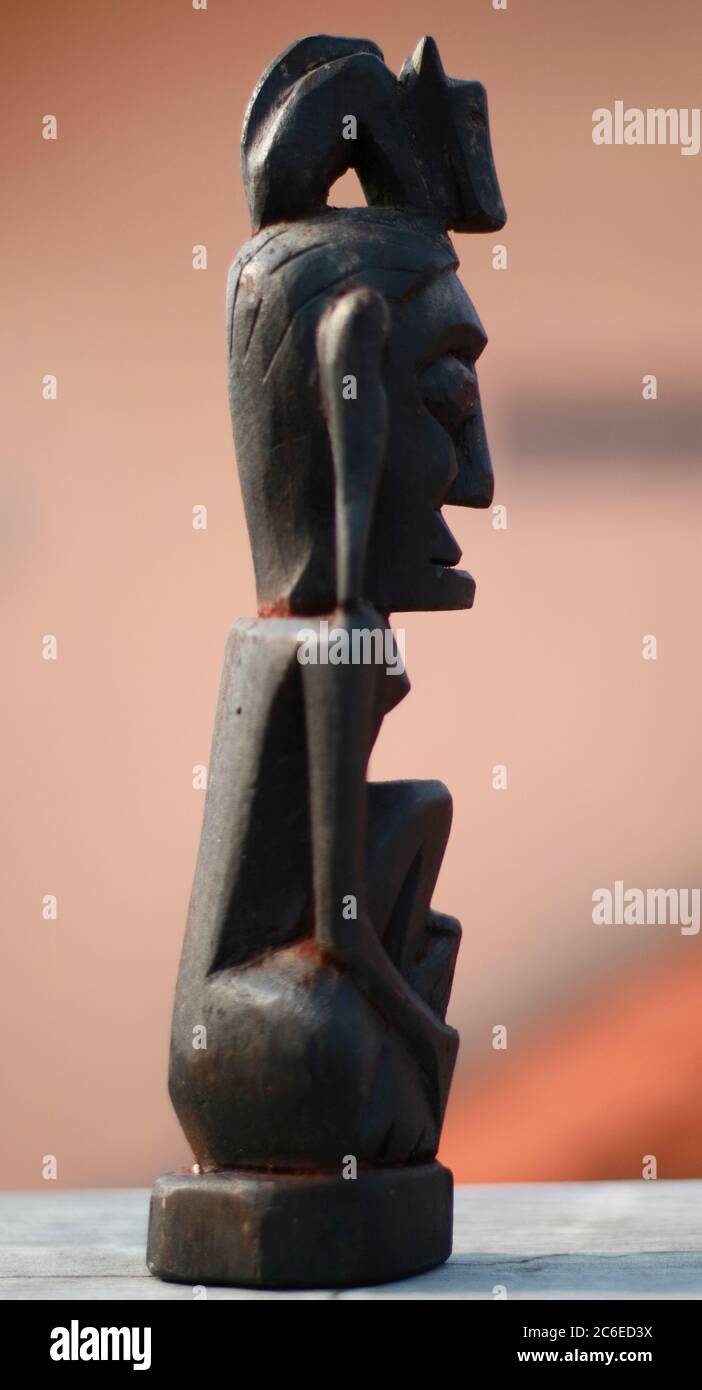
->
(147, 1162), (453, 1289)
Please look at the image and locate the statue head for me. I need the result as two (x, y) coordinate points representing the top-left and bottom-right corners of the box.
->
(227, 35), (506, 616)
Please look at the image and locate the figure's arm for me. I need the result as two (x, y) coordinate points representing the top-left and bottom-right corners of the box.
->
(302, 287), (387, 952)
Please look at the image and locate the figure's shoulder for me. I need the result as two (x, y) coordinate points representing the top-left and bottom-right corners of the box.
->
(225, 615), (308, 665)
(223, 611), (409, 704)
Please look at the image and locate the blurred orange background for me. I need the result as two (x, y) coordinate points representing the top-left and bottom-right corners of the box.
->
(2, 0), (701, 1188)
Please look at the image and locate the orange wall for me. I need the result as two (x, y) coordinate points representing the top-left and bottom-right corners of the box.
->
(2, 0), (701, 1186)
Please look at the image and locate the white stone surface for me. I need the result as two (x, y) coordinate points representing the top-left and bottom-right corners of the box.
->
(1, 1181), (701, 1300)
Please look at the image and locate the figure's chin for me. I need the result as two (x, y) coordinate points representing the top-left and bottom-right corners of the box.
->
(381, 564), (476, 614)
(429, 564), (476, 610)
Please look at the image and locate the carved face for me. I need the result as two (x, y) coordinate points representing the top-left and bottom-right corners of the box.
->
(365, 268), (492, 613)
(228, 213), (494, 615)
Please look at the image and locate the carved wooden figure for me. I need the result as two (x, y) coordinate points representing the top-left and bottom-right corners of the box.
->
(147, 33), (505, 1288)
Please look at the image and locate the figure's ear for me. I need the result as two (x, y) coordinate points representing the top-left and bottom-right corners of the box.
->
(316, 289), (390, 608)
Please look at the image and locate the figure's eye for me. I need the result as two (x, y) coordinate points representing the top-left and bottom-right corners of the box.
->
(418, 353), (478, 436)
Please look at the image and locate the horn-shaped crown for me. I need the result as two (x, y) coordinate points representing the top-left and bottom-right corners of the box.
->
(242, 34), (506, 234)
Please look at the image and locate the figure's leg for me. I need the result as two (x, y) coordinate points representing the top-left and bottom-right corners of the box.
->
(365, 780), (461, 1019)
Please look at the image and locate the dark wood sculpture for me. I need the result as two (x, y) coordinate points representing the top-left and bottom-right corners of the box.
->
(147, 33), (505, 1289)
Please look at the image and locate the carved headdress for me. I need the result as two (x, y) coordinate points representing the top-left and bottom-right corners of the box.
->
(242, 34), (506, 232)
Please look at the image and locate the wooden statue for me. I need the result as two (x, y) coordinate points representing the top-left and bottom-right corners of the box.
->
(147, 32), (505, 1289)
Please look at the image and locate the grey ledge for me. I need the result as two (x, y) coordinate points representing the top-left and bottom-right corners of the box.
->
(2, 1181), (701, 1300)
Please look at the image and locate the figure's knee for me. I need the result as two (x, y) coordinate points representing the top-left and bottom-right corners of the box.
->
(368, 778), (452, 831)
(365, 781), (453, 916)
(417, 778), (452, 825)
(398, 779), (453, 847)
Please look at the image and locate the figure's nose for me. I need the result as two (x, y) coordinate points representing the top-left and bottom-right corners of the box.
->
(419, 354), (478, 435)
(446, 399), (495, 509)
(419, 356), (494, 509)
